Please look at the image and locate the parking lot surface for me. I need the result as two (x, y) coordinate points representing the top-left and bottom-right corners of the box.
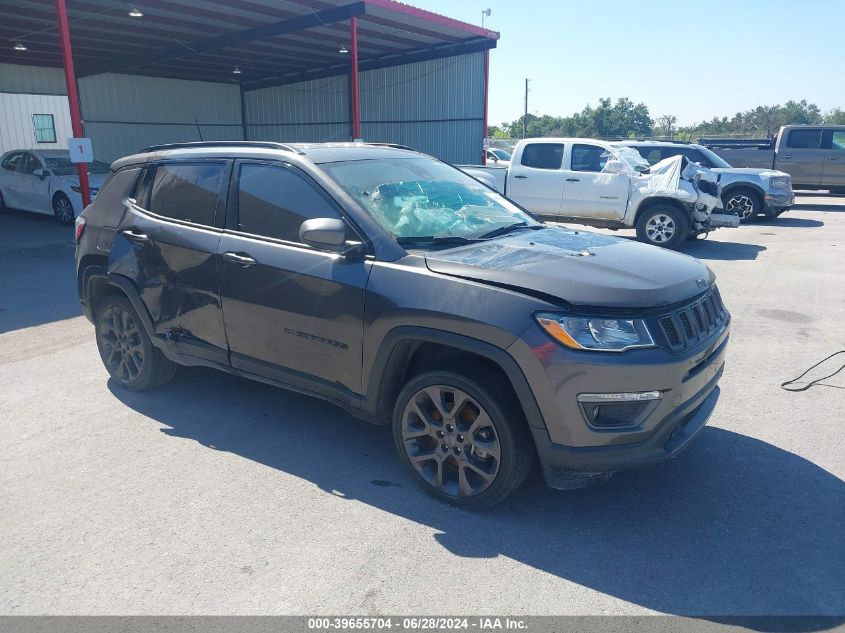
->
(1, 194), (843, 617)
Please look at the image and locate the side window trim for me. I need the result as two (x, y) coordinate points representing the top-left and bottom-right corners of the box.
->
(228, 158), (366, 250)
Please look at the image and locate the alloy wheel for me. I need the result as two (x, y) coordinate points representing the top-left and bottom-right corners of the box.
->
(645, 213), (676, 244)
(54, 195), (74, 224)
(98, 306), (145, 382)
(400, 385), (501, 498)
(726, 194), (756, 220)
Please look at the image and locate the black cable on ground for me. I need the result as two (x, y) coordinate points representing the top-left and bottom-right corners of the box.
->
(780, 350), (845, 392)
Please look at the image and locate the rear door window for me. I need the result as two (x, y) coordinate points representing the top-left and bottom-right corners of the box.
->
(235, 162), (341, 243)
(786, 129), (822, 149)
(520, 143), (564, 170)
(148, 162), (227, 226)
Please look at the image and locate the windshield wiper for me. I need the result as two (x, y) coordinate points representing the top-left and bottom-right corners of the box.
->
(396, 235), (479, 246)
(478, 222), (543, 239)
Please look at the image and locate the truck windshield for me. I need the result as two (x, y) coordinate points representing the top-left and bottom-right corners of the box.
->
(322, 157), (540, 242)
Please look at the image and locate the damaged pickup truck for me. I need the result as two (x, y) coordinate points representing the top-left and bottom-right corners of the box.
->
(461, 138), (739, 249)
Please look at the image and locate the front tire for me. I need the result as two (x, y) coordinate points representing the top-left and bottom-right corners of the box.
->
(95, 295), (177, 391)
(52, 192), (75, 225)
(722, 188), (761, 223)
(635, 204), (688, 249)
(392, 368), (534, 509)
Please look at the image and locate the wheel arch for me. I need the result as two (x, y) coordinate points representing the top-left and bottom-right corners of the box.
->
(364, 326), (545, 433)
(83, 271), (158, 346)
(634, 196), (689, 224)
(720, 182), (766, 203)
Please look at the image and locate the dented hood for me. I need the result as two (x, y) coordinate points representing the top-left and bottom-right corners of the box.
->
(424, 226), (714, 309)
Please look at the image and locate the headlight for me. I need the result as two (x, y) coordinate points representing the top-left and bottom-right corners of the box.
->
(769, 176), (790, 189)
(535, 313), (655, 352)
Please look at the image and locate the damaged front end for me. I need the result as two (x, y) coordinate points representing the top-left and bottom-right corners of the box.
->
(627, 154), (740, 237)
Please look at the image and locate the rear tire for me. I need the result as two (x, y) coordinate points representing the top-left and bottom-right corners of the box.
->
(392, 367), (534, 509)
(95, 295), (177, 391)
(635, 204), (688, 250)
(52, 192), (75, 225)
(722, 187), (761, 223)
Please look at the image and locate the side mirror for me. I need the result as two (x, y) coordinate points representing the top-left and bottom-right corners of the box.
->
(33, 168), (46, 179)
(299, 217), (354, 253)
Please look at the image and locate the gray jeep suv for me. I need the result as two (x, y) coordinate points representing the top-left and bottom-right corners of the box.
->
(74, 141), (729, 508)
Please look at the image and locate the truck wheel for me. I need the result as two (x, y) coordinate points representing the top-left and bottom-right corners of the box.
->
(392, 368), (534, 509)
(95, 295), (177, 391)
(635, 205), (688, 250)
(723, 188), (761, 222)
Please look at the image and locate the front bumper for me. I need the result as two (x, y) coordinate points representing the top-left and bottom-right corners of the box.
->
(764, 190), (794, 210)
(508, 317), (729, 487)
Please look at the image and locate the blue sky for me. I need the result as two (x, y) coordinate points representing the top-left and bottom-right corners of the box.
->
(412, 0), (845, 126)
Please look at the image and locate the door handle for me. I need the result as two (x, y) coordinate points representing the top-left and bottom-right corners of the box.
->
(222, 251), (257, 267)
(121, 228), (149, 242)
(514, 175), (528, 179)
(781, 154), (791, 159)
(566, 178), (581, 182)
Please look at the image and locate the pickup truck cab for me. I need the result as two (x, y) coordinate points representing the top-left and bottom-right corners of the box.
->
(461, 138), (738, 250)
(703, 125), (845, 193)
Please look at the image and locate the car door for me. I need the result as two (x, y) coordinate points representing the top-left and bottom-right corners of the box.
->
(21, 153), (52, 213)
(0, 152), (26, 208)
(14, 153), (50, 212)
(506, 142), (565, 218)
(217, 160), (370, 396)
(109, 160), (231, 365)
(821, 129), (845, 190)
(777, 128), (824, 188)
(560, 143), (630, 221)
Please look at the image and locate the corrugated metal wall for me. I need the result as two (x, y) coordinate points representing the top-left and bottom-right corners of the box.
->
(245, 52), (484, 164)
(244, 75), (350, 144)
(360, 52), (485, 164)
(78, 73), (243, 161)
(0, 63), (67, 95)
(0, 93), (73, 154)
(1, 51), (485, 163)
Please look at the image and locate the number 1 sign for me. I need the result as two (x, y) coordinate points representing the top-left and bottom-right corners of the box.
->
(69, 137), (93, 163)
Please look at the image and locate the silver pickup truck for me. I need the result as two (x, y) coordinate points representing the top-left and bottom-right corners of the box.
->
(701, 125), (845, 194)
(617, 141), (795, 222)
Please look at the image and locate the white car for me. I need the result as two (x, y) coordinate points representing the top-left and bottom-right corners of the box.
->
(0, 149), (110, 225)
(485, 148), (512, 166)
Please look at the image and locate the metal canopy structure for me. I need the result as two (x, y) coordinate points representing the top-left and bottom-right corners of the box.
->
(1, 0), (499, 91)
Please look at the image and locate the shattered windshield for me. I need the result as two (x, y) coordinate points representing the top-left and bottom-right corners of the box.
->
(322, 157), (540, 242)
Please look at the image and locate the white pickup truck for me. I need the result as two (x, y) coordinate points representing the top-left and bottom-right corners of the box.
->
(461, 138), (739, 249)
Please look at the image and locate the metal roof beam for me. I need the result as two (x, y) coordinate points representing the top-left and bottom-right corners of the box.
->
(242, 37), (495, 92)
(76, 1), (366, 78)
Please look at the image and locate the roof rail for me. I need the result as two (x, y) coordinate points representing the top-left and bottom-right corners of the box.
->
(364, 142), (417, 152)
(139, 141), (305, 155)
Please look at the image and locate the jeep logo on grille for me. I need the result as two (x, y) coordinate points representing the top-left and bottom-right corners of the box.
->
(696, 279), (708, 289)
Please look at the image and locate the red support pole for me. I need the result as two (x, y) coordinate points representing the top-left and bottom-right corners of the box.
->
(482, 49), (490, 165)
(55, 0), (91, 208)
(350, 16), (361, 140)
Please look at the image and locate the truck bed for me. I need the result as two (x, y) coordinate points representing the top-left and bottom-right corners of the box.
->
(709, 148), (775, 169)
